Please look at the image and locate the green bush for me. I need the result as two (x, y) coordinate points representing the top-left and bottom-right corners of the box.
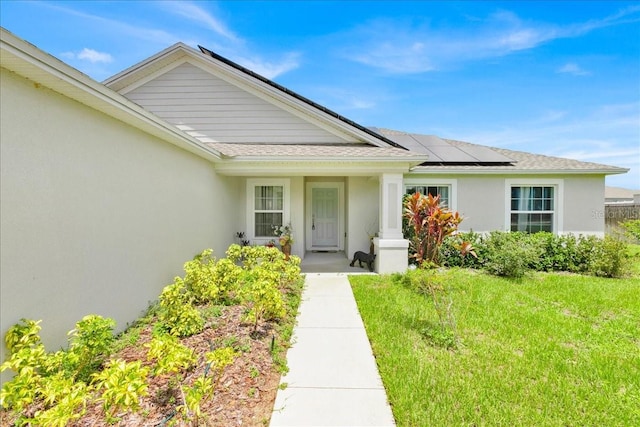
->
(588, 235), (630, 278)
(439, 231), (631, 279)
(481, 232), (542, 278)
(621, 219), (640, 242)
(158, 277), (204, 337)
(440, 231), (485, 269)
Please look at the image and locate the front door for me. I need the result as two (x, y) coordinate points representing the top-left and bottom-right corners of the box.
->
(306, 182), (343, 250)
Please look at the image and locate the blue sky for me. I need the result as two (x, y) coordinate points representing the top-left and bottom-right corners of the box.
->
(2, 1), (639, 189)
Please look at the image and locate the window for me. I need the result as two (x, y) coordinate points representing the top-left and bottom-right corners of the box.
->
(247, 179), (289, 240)
(404, 185), (451, 208)
(510, 186), (554, 233)
(254, 185), (283, 236)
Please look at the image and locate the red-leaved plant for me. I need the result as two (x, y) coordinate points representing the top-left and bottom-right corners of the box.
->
(403, 192), (475, 265)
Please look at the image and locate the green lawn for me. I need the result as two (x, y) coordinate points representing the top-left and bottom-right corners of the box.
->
(350, 264), (640, 426)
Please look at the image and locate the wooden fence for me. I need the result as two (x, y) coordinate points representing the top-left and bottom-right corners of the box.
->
(604, 204), (640, 235)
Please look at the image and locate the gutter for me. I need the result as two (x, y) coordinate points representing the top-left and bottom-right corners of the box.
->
(408, 167), (630, 175)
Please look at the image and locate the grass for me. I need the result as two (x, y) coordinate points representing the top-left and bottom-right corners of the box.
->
(350, 261), (640, 426)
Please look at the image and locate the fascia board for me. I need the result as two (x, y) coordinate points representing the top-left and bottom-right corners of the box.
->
(408, 167), (629, 175)
(102, 42), (191, 89)
(1, 31), (222, 162)
(214, 160), (420, 176)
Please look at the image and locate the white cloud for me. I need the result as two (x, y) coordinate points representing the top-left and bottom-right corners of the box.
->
(159, 1), (239, 42)
(342, 6), (640, 74)
(60, 48), (113, 64)
(77, 48), (113, 64)
(44, 2), (181, 46)
(557, 63), (590, 76)
(236, 52), (301, 80)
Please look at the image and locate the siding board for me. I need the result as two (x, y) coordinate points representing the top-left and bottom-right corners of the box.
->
(126, 62), (354, 144)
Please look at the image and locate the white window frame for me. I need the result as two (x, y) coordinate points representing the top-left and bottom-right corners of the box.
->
(246, 178), (290, 243)
(505, 179), (563, 234)
(403, 178), (457, 211)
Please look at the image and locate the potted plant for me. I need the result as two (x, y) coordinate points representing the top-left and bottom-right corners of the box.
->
(273, 223), (293, 259)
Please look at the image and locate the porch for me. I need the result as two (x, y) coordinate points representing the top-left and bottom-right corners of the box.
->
(300, 251), (377, 274)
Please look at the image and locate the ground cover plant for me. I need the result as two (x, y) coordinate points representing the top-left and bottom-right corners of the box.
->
(0, 245), (304, 426)
(350, 260), (640, 426)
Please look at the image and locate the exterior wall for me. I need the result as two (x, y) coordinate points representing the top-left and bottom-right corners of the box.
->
(562, 175), (606, 236)
(455, 176), (506, 232)
(0, 69), (237, 381)
(405, 173), (607, 236)
(346, 177), (379, 257)
(125, 62), (349, 144)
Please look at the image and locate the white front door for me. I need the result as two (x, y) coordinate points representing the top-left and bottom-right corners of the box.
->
(306, 183), (344, 250)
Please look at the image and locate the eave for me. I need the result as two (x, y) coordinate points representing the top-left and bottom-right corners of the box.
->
(1, 29), (222, 162)
(408, 166), (630, 175)
(214, 159), (426, 176)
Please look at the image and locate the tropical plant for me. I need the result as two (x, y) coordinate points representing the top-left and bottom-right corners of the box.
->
(403, 192), (469, 265)
(158, 277), (204, 337)
(92, 359), (149, 419)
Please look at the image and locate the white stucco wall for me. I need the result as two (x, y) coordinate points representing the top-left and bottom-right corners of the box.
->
(0, 69), (237, 381)
(405, 173), (606, 235)
(562, 175), (606, 235)
(455, 176), (507, 233)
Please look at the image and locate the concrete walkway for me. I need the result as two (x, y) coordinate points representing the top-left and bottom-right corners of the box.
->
(270, 273), (395, 427)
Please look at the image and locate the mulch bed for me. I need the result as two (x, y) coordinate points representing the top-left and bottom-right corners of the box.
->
(1, 306), (284, 427)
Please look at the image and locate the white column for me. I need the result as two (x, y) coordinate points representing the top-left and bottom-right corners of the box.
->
(378, 173), (404, 239)
(374, 173), (409, 273)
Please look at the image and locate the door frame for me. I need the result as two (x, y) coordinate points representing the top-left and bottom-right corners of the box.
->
(305, 182), (344, 251)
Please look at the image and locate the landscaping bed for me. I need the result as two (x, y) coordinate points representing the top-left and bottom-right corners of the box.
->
(1, 246), (304, 426)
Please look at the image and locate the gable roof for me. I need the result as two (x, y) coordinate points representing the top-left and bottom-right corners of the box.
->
(104, 43), (402, 150)
(198, 46), (406, 151)
(0, 27), (222, 163)
(375, 129), (628, 175)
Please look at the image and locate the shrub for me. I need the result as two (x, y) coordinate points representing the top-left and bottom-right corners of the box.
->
(183, 249), (219, 304)
(146, 334), (196, 376)
(403, 192), (468, 265)
(483, 231), (542, 278)
(621, 219), (640, 242)
(588, 235), (630, 278)
(0, 319), (97, 422)
(440, 231), (485, 269)
(67, 315), (116, 381)
(92, 359), (149, 418)
(158, 277), (204, 337)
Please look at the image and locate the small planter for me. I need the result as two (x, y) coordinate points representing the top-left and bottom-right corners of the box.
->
(279, 238), (292, 260)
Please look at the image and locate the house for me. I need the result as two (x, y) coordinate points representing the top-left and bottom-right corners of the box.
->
(0, 28), (627, 372)
(605, 186), (640, 205)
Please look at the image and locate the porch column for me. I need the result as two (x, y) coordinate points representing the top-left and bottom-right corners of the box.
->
(374, 173), (409, 273)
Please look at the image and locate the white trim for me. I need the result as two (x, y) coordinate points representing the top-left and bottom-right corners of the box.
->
(246, 178), (290, 244)
(403, 178), (458, 211)
(505, 178), (564, 234)
(305, 182), (344, 251)
(409, 168), (626, 175)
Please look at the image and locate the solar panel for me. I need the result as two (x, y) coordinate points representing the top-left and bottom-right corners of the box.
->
(372, 129), (516, 164)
